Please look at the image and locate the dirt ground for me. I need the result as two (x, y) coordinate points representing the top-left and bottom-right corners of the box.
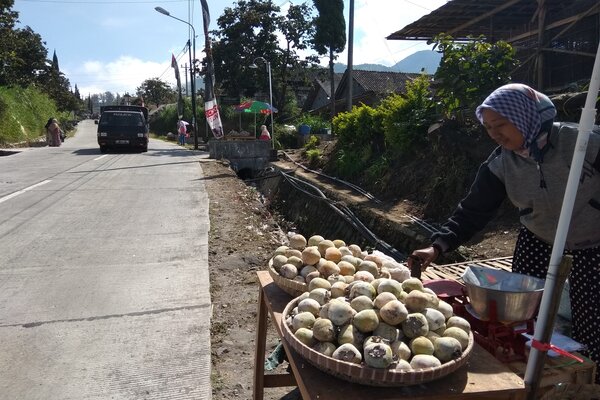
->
(201, 152), (520, 400)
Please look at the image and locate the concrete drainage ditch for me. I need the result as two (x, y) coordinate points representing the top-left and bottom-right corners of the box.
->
(250, 164), (441, 263)
(207, 145), (465, 265)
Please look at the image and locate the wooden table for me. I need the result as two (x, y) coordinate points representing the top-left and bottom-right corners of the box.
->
(253, 271), (526, 400)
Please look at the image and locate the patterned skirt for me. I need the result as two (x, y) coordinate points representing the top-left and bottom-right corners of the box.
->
(512, 226), (600, 383)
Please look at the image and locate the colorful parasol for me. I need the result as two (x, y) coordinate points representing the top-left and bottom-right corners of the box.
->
(234, 100), (278, 136)
(234, 100), (278, 115)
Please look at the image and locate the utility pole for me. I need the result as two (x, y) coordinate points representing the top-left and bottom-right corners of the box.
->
(154, 6), (199, 149)
(182, 63), (189, 96)
(347, 0), (354, 112)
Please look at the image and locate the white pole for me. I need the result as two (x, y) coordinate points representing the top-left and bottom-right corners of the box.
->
(267, 61), (275, 149)
(525, 41), (600, 399)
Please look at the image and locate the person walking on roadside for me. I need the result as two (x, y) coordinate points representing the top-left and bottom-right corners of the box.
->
(45, 118), (62, 147)
(177, 119), (188, 146)
(407, 83), (600, 383)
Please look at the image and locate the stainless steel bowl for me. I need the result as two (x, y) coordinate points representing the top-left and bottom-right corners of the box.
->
(462, 265), (545, 323)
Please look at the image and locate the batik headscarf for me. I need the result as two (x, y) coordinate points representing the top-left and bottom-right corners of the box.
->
(475, 83), (556, 162)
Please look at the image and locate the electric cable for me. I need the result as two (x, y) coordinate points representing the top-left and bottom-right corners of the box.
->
(281, 151), (440, 235)
(282, 151), (380, 203)
(279, 171), (408, 262)
(246, 162), (441, 261)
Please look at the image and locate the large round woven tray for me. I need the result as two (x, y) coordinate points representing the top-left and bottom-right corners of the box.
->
(281, 297), (474, 387)
(268, 258), (307, 297)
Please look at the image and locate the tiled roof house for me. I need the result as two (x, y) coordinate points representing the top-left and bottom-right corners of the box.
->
(304, 70), (423, 115)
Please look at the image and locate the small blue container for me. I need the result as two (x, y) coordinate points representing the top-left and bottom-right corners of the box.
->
(298, 124), (311, 136)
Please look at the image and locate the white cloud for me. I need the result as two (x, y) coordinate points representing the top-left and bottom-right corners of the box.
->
(67, 0), (449, 94)
(71, 56), (175, 96)
(337, 0), (447, 67)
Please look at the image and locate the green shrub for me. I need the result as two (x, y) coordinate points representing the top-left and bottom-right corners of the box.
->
(306, 148), (321, 166)
(150, 98), (209, 138)
(275, 125), (298, 149)
(365, 156), (389, 185)
(303, 135), (320, 151)
(381, 75), (435, 154)
(334, 147), (372, 179)
(432, 34), (518, 117)
(294, 114), (330, 134)
(0, 86), (62, 146)
(335, 104), (385, 149)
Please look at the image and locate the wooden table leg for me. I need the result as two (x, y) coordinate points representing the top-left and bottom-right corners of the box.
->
(253, 287), (268, 400)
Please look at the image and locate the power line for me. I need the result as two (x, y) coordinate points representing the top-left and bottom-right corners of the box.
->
(157, 47), (188, 80)
(361, 0), (446, 66)
(19, 0), (186, 3)
(400, 0), (447, 12)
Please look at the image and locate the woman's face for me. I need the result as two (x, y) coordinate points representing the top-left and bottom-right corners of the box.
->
(480, 108), (525, 151)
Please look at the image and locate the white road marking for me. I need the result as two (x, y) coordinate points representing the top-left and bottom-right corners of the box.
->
(0, 180), (52, 204)
(93, 155), (108, 161)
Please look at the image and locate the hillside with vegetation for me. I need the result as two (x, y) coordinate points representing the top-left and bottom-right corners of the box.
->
(293, 35), (522, 222)
(0, 1), (86, 146)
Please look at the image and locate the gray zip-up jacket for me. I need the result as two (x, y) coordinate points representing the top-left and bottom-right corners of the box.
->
(433, 122), (600, 251)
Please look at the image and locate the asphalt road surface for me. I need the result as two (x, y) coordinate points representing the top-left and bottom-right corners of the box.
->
(0, 121), (212, 399)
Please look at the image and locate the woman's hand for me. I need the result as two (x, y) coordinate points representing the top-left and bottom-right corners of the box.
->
(407, 246), (440, 271)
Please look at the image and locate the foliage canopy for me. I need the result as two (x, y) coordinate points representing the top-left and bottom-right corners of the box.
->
(432, 34), (518, 117)
(1, 1), (83, 112)
(136, 78), (177, 108)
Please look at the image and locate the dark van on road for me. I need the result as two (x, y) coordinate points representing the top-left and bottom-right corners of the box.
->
(97, 105), (149, 153)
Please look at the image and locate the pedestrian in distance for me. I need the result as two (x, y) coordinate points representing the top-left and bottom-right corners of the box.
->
(259, 124), (271, 141)
(45, 118), (62, 147)
(407, 83), (600, 382)
(177, 119), (188, 146)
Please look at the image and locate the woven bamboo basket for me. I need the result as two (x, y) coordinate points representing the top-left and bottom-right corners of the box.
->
(267, 258), (307, 297)
(281, 297), (474, 387)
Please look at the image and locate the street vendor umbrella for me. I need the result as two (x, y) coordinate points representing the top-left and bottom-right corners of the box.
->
(234, 100), (278, 114)
(524, 41), (600, 399)
(177, 119), (189, 133)
(234, 100), (278, 136)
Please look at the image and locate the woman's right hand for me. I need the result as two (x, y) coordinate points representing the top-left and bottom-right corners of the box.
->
(407, 246), (440, 271)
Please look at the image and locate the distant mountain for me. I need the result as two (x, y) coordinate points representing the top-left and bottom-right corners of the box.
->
(392, 50), (442, 74)
(333, 50), (442, 74)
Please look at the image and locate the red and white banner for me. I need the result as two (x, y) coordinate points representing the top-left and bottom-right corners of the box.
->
(204, 99), (223, 139)
(200, 0), (224, 140)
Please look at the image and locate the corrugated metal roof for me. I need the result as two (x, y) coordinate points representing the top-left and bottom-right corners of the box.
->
(386, 0), (597, 42)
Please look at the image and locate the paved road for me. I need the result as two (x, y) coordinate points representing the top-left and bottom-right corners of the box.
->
(0, 121), (212, 399)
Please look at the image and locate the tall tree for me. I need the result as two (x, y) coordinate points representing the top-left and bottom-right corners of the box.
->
(37, 66), (81, 112)
(0, 0), (19, 85)
(136, 78), (176, 107)
(313, 0), (346, 120)
(51, 49), (59, 71)
(0, 14), (48, 87)
(211, 0), (281, 100)
(211, 0), (317, 121)
(1, 1), (81, 112)
(277, 2), (316, 118)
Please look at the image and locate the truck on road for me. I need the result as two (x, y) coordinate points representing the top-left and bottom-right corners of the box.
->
(97, 105), (149, 153)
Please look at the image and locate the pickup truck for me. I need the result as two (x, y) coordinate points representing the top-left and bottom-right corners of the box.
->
(97, 105), (149, 153)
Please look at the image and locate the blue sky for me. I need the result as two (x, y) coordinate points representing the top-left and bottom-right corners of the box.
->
(14, 0), (447, 95)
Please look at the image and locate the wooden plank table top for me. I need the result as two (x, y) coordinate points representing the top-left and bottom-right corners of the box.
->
(422, 257), (513, 281)
(255, 271), (526, 400)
